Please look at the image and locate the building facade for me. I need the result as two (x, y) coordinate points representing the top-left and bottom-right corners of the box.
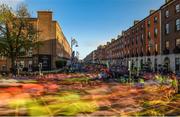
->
(84, 0), (180, 73)
(161, 0), (180, 73)
(0, 11), (71, 71)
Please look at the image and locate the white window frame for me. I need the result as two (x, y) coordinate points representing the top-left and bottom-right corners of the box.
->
(176, 19), (180, 31)
(165, 41), (170, 49)
(165, 23), (170, 34)
(165, 10), (169, 18)
(154, 28), (158, 37)
(176, 4), (180, 13)
(176, 38), (180, 47)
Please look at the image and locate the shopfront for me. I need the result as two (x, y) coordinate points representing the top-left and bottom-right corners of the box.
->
(33, 54), (51, 71)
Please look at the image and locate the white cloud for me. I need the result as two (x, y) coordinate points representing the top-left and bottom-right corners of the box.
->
(0, 0), (24, 7)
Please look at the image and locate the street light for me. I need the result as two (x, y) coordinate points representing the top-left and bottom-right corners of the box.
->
(71, 37), (78, 57)
(71, 37), (78, 67)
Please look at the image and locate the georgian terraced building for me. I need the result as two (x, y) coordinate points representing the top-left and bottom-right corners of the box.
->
(0, 11), (71, 71)
(84, 0), (180, 73)
(161, 0), (180, 72)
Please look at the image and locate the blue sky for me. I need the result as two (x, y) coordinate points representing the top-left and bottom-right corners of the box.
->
(1, 0), (164, 59)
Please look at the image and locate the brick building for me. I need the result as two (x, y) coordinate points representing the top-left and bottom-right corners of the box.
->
(84, 0), (180, 73)
(0, 11), (71, 71)
(161, 0), (180, 72)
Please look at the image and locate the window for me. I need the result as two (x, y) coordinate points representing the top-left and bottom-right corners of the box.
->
(176, 19), (180, 31)
(28, 47), (33, 57)
(165, 23), (170, 34)
(132, 38), (134, 45)
(141, 34), (144, 39)
(176, 4), (180, 13)
(148, 20), (151, 27)
(165, 41), (169, 49)
(136, 36), (138, 44)
(148, 32), (151, 39)
(20, 61), (25, 68)
(154, 28), (158, 37)
(2, 65), (6, 71)
(141, 25), (144, 30)
(175, 58), (180, 72)
(165, 10), (169, 18)
(140, 34), (143, 44)
(176, 38), (180, 47)
(154, 16), (158, 23)
(155, 44), (158, 51)
(20, 48), (25, 53)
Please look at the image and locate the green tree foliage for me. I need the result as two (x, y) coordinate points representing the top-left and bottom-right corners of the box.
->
(0, 4), (39, 72)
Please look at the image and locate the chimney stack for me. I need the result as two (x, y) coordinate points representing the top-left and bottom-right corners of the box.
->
(149, 10), (156, 15)
(111, 38), (115, 42)
(122, 30), (125, 36)
(134, 20), (140, 25)
(117, 35), (121, 39)
(165, 0), (171, 3)
(37, 11), (53, 21)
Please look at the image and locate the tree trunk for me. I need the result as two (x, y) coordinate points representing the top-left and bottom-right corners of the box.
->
(178, 79), (180, 94)
(10, 56), (16, 75)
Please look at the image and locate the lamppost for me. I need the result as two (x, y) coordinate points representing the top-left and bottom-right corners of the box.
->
(71, 37), (78, 67)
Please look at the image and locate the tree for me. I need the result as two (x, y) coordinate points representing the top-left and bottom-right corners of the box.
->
(0, 4), (39, 73)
